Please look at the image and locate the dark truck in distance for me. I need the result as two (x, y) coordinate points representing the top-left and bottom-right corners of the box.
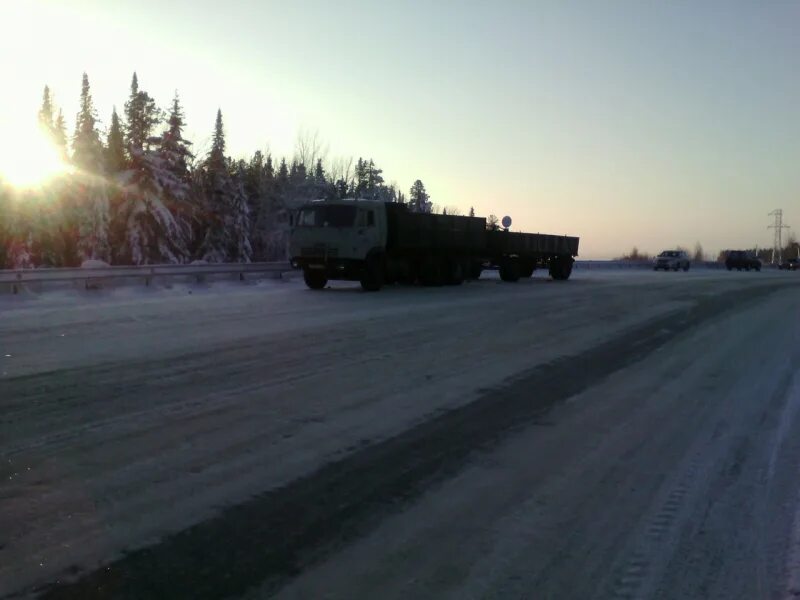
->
(725, 250), (762, 271)
(653, 250), (690, 271)
(289, 200), (579, 291)
(779, 257), (799, 271)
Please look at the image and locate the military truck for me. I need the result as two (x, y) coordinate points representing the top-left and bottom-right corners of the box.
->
(289, 199), (579, 291)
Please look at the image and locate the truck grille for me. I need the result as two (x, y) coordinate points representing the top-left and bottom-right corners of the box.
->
(301, 245), (338, 258)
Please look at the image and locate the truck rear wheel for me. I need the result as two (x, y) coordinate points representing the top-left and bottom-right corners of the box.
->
(549, 257), (573, 281)
(499, 259), (520, 282)
(303, 268), (327, 290)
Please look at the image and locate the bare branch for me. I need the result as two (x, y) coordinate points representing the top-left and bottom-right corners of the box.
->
(294, 128), (329, 170)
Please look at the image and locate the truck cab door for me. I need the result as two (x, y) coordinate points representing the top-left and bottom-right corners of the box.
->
(355, 208), (380, 259)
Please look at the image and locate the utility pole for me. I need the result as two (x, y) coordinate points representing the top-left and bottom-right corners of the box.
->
(768, 209), (790, 264)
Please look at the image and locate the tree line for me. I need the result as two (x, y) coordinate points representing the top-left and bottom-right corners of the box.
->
(619, 238), (800, 264)
(0, 72), (436, 268)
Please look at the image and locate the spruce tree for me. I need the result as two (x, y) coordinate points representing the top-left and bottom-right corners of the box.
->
(160, 93), (193, 180)
(208, 108), (226, 170)
(106, 107), (126, 173)
(113, 83), (189, 264)
(354, 158), (367, 198)
(277, 158), (289, 186)
(38, 86), (55, 132)
(53, 110), (68, 159)
(409, 180), (430, 213)
(314, 158), (325, 186)
(199, 109), (251, 262)
(70, 73), (110, 262)
(124, 72), (161, 157)
(72, 73), (103, 170)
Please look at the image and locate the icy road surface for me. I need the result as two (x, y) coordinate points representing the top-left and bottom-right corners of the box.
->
(1, 270), (799, 599)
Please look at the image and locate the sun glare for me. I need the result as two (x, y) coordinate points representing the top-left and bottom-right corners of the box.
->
(0, 121), (70, 189)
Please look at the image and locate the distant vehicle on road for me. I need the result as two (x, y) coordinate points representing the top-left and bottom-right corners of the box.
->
(654, 250), (690, 271)
(725, 251), (761, 271)
(778, 257), (799, 271)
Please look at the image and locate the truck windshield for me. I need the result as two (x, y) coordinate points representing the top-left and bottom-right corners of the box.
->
(297, 205), (357, 228)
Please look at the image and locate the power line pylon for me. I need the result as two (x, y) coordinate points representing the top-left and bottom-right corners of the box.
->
(768, 209), (790, 264)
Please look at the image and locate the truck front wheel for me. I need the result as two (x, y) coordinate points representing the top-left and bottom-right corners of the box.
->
(303, 268), (327, 290)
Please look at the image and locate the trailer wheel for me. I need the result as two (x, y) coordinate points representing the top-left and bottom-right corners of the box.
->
(549, 257), (574, 281)
(303, 268), (327, 290)
(499, 259), (520, 282)
(360, 254), (384, 292)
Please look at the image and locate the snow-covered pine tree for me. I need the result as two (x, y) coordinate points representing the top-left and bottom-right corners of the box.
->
(255, 156), (290, 260)
(198, 109), (229, 261)
(123, 72), (161, 155)
(366, 159), (384, 199)
(253, 153), (287, 260)
(277, 158), (289, 187)
(53, 110), (68, 159)
(71, 73), (110, 263)
(159, 93), (194, 237)
(161, 94), (192, 178)
(106, 107), (126, 173)
(227, 169), (253, 262)
(38, 86), (55, 133)
(354, 158), (367, 198)
(409, 179), (431, 213)
(244, 151), (268, 259)
(113, 79), (189, 264)
(198, 109), (252, 262)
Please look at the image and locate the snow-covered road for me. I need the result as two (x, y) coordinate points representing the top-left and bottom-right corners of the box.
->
(1, 270), (799, 599)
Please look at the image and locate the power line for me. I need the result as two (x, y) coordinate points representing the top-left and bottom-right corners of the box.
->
(768, 209), (790, 264)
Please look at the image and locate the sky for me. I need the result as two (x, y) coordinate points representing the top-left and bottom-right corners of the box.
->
(1, 0), (798, 258)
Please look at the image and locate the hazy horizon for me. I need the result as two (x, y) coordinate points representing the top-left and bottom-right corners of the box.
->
(2, 0), (798, 258)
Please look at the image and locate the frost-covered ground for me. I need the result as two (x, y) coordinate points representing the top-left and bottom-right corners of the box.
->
(1, 269), (799, 598)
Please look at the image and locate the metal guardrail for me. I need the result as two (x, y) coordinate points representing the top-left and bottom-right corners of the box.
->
(573, 260), (726, 270)
(0, 259), (758, 294)
(0, 262), (292, 293)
